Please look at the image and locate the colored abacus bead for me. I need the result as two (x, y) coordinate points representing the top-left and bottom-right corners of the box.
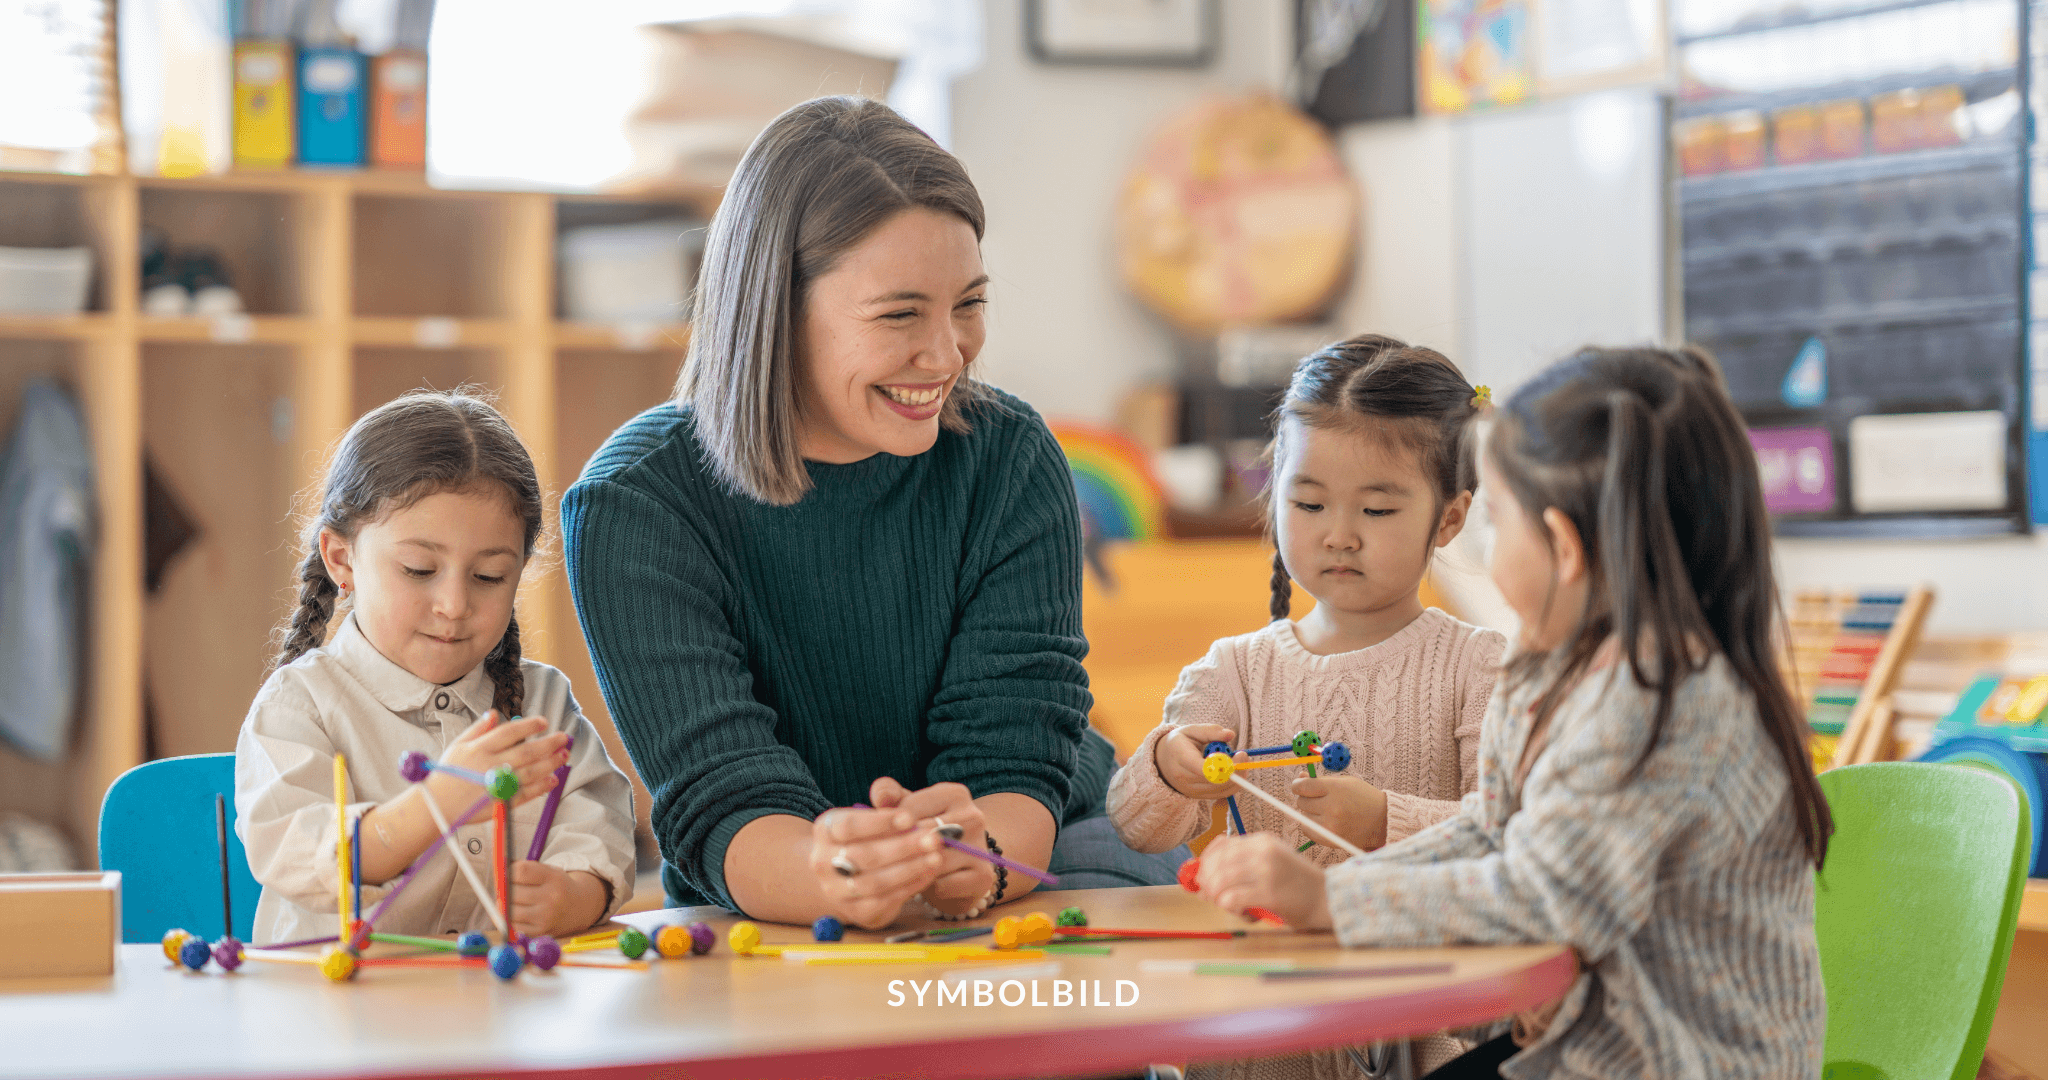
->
(1203, 740), (1231, 757)
(161, 928), (192, 963)
(655, 924), (694, 958)
(318, 945), (358, 982)
(812, 916), (844, 942)
(729, 922), (762, 956)
(618, 926), (651, 959)
(1319, 741), (1351, 772)
(1202, 752), (1236, 785)
(526, 936), (561, 971)
(485, 765), (520, 802)
(456, 931), (490, 957)
(686, 921), (714, 955)
(1176, 858), (1201, 893)
(1292, 730), (1320, 758)
(1056, 906), (1087, 927)
(212, 937), (244, 972)
(488, 942), (523, 979)
(398, 750), (431, 783)
(179, 936), (212, 971)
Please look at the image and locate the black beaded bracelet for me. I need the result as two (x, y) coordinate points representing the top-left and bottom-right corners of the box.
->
(986, 830), (1008, 904)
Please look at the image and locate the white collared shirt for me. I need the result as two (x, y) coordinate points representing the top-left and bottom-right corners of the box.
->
(234, 614), (635, 944)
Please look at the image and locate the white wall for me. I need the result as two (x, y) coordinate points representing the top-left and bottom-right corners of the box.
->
(950, 0), (1292, 421)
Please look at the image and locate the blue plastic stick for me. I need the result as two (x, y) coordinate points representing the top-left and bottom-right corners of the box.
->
(1245, 744), (1299, 757)
(427, 762), (490, 786)
(1226, 795), (1247, 835)
(351, 816), (362, 924)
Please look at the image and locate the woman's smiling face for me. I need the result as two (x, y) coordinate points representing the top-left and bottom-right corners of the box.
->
(794, 206), (988, 463)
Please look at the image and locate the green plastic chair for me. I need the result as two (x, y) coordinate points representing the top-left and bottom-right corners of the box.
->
(1816, 762), (2032, 1080)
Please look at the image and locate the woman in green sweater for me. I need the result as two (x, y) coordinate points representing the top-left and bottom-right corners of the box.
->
(562, 97), (1186, 928)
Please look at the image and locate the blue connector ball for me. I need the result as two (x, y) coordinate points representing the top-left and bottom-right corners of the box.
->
(456, 931), (490, 957)
(813, 915), (844, 942)
(488, 942), (524, 979)
(1319, 741), (1351, 772)
(178, 935), (212, 971)
(1203, 740), (1231, 757)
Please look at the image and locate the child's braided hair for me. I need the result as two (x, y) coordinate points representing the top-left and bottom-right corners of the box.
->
(271, 388), (542, 719)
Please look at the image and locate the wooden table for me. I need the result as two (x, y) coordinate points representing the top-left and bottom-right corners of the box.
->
(0, 886), (1574, 1080)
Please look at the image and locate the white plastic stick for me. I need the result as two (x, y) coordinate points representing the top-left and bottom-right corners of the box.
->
(421, 789), (509, 936)
(1228, 775), (1366, 858)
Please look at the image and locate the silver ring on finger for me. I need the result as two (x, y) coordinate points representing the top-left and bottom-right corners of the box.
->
(831, 849), (862, 877)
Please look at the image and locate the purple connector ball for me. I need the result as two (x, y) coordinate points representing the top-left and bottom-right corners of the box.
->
(812, 915), (844, 942)
(457, 931), (490, 957)
(686, 920), (715, 955)
(212, 937), (244, 972)
(488, 942), (523, 980)
(398, 750), (431, 783)
(526, 935), (561, 971)
(1319, 741), (1351, 772)
(178, 935), (212, 971)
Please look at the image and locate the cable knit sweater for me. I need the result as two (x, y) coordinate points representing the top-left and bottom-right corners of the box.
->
(1108, 609), (1506, 860)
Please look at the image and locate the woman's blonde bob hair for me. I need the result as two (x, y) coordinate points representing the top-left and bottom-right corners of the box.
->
(678, 95), (988, 505)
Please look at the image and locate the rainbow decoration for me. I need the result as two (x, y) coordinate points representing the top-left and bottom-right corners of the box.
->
(1048, 422), (1166, 542)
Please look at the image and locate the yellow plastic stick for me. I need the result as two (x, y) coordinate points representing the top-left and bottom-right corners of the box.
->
(333, 754), (348, 939)
(561, 939), (624, 954)
(1228, 774), (1366, 857)
(1235, 755), (1321, 771)
(801, 949), (1046, 966)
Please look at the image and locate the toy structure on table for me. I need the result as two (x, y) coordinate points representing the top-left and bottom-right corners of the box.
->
(161, 745), (667, 982)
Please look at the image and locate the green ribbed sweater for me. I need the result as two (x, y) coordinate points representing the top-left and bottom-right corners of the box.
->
(561, 388), (1113, 909)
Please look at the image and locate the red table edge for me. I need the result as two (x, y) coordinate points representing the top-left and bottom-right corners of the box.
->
(345, 946), (1579, 1080)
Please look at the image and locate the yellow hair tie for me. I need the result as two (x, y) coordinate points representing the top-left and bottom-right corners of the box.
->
(1471, 385), (1493, 409)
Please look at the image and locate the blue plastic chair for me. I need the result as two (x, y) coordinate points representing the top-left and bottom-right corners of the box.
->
(98, 753), (261, 943)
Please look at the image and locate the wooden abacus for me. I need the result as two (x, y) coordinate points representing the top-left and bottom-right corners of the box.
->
(1784, 585), (1935, 771)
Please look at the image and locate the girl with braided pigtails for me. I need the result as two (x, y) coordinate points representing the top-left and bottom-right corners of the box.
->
(235, 389), (634, 945)
(1107, 335), (1507, 1078)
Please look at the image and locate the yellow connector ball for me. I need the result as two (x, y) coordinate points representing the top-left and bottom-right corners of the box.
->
(729, 921), (762, 956)
(1018, 911), (1055, 946)
(1202, 752), (1236, 785)
(161, 928), (192, 963)
(319, 945), (358, 982)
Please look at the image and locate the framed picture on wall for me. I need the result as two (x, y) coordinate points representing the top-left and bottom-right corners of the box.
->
(1027, 0), (1218, 67)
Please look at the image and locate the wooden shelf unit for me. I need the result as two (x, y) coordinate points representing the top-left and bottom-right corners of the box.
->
(0, 169), (702, 862)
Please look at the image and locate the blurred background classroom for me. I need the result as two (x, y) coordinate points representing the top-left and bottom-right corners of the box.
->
(3, 0), (2048, 1069)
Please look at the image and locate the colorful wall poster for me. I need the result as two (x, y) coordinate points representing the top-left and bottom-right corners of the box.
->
(1750, 426), (1837, 514)
(1419, 0), (1533, 114)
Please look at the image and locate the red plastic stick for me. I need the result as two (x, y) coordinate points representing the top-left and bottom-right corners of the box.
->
(1053, 928), (1242, 940)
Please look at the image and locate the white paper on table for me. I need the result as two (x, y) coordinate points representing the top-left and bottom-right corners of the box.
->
(1848, 410), (2008, 513)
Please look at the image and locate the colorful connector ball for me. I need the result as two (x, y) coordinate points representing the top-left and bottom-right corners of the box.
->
(1202, 752), (1236, 785)
(488, 943), (523, 979)
(655, 924), (694, 958)
(1204, 740), (1231, 757)
(1056, 906), (1088, 928)
(1292, 730), (1320, 758)
(397, 750), (431, 783)
(686, 921), (715, 955)
(1177, 858), (1201, 893)
(161, 928), (192, 963)
(212, 937), (244, 972)
(318, 945), (358, 982)
(484, 765), (519, 802)
(456, 931), (490, 957)
(526, 935), (561, 971)
(729, 921), (762, 956)
(1319, 741), (1351, 772)
(617, 926), (651, 959)
(178, 936), (212, 971)
(812, 916), (844, 942)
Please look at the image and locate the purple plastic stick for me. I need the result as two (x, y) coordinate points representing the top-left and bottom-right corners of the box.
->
(525, 737), (574, 862)
(940, 835), (1060, 886)
(254, 934), (340, 950)
(361, 792), (494, 931)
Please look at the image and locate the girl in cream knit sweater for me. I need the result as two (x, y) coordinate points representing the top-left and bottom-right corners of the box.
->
(1108, 335), (1505, 1080)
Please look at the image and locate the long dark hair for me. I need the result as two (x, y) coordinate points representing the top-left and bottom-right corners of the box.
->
(680, 95), (988, 505)
(271, 389), (544, 719)
(1487, 345), (1831, 867)
(1266, 333), (1484, 621)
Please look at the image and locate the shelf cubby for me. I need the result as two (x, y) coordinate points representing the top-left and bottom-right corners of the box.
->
(138, 184), (307, 315)
(353, 193), (512, 319)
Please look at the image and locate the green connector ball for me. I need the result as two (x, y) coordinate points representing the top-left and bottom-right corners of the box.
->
(617, 926), (650, 959)
(1056, 906), (1087, 928)
(485, 765), (520, 802)
(1292, 730), (1320, 757)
